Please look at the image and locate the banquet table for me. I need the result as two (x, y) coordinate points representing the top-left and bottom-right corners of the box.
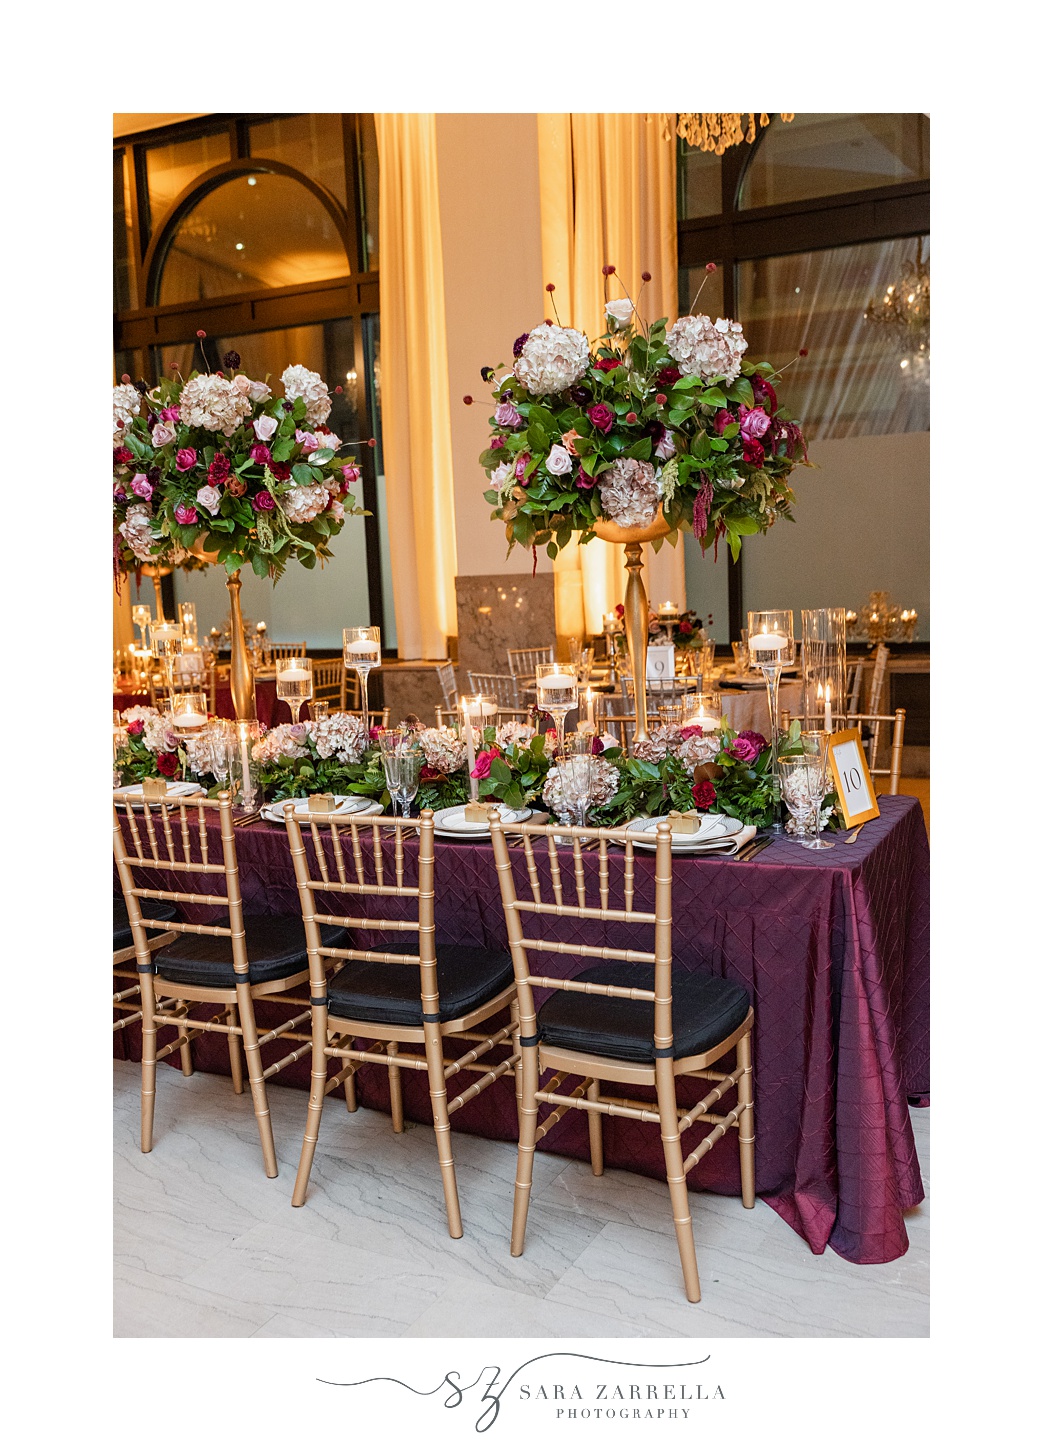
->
(114, 794), (929, 1265)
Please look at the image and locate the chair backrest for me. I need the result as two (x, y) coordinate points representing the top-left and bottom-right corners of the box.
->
(846, 659), (865, 715)
(112, 792), (248, 975)
(488, 814), (677, 1054)
(506, 646), (554, 681)
(620, 676), (689, 707)
(466, 671), (521, 709)
(434, 705), (458, 730)
(846, 707), (906, 795)
(312, 658), (347, 709)
(865, 644), (889, 716)
(283, 806), (438, 1010)
(436, 661), (458, 709)
(270, 641), (308, 662)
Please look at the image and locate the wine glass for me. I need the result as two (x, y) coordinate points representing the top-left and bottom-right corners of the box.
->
(557, 752), (596, 830)
(277, 656), (313, 725)
(778, 755), (815, 841)
(536, 662), (579, 752)
(747, 610), (796, 834)
(207, 720), (236, 792)
(798, 733), (834, 851)
(379, 729), (421, 818)
(343, 627), (381, 727)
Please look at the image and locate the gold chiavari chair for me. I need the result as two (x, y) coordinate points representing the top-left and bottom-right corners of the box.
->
(436, 660), (458, 711)
(113, 791), (348, 1177)
(435, 705), (459, 729)
(865, 643), (890, 717)
(113, 895), (187, 1071)
(846, 659), (865, 716)
(846, 707), (907, 795)
(488, 813), (755, 1304)
(506, 646), (554, 687)
(269, 641), (308, 662)
(312, 658), (348, 711)
(284, 806), (519, 1237)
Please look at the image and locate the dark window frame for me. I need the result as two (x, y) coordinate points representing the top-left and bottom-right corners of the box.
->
(677, 120), (929, 639)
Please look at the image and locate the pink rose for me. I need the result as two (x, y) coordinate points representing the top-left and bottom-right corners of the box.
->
(340, 464), (361, 484)
(253, 491), (276, 511)
(494, 401), (522, 429)
(295, 429), (320, 451)
(576, 468), (595, 489)
(160, 407), (180, 422)
(728, 730), (768, 763)
(195, 484), (222, 515)
(130, 473), (152, 500)
(126, 719), (144, 737)
(514, 452), (532, 480)
(679, 724), (704, 741)
(175, 448), (197, 471)
(470, 746), (503, 780)
(587, 403), (615, 434)
(150, 423), (176, 447)
(249, 443), (272, 466)
(738, 405), (771, 442)
(253, 415), (278, 441)
(174, 504), (198, 525)
(489, 435), (506, 450)
(328, 499), (345, 523)
(545, 443), (573, 476)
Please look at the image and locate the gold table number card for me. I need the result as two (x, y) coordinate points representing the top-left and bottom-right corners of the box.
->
(827, 728), (880, 828)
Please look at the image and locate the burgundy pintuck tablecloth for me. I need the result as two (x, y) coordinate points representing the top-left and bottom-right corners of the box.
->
(114, 794), (929, 1265)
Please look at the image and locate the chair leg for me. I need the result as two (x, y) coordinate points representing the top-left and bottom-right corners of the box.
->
(235, 984), (279, 1178)
(511, 1045), (541, 1257)
(655, 1062), (702, 1304)
(511, 1020), (523, 1120)
(341, 1037), (357, 1112)
(736, 1031), (756, 1209)
(424, 1025), (463, 1238)
(387, 1041), (405, 1133)
(587, 1078), (604, 1177)
(176, 1000), (194, 1076)
(139, 973), (157, 1154)
(226, 1003), (244, 1095)
(292, 1008), (329, 1207)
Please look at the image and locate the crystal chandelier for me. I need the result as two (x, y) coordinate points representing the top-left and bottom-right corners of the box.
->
(657, 113), (795, 155)
(863, 239), (930, 387)
(845, 593), (918, 646)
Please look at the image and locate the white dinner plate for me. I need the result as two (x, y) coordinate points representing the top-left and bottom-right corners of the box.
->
(261, 795), (382, 824)
(432, 805), (531, 837)
(114, 781), (204, 804)
(628, 814), (744, 852)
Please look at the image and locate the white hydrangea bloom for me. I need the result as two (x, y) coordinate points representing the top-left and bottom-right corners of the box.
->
(543, 758), (619, 823)
(178, 375), (254, 436)
(677, 729), (722, 771)
(281, 364), (332, 428)
(281, 482), (330, 524)
(631, 724), (683, 765)
(496, 721), (536, 751)
(416, 727), (468, 775)
(118, 502), (157, 562)
(307, 712), (369, 765)
(597, 458), (661, 529)
(514, 323), (590, 396)
(252, 723), (309, 764)
(113, 383), (142, 432)
(665, 314), (748, 384)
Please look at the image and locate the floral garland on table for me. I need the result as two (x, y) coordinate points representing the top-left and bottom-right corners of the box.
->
(114, 706), (204, 785)
(471, 265), (810, 563)
(113, 352), (370, 584)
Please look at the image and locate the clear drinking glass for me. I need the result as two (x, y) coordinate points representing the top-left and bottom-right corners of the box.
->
(536, 662), (579, 749)
(680, 691), (722, 732)
(131, 603), (153, 650)
(343, 627), (381, 726)
(798, 732), (834, 851)
(207, 719), (237, 792)
(747, 610), (796, 834)
(277, 656), (313, 725)
(778, 755), (815, 840)
(557, 753), (596, 829)
(656, 699), (685, 728)
(378, 729), (422, 818)
(731, 641), (749, 671)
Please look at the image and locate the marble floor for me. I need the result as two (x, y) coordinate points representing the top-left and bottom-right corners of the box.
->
(113, 1060), (929, 1339)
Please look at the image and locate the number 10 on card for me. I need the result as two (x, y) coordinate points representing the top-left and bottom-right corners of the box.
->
(826, 728), (880, 828)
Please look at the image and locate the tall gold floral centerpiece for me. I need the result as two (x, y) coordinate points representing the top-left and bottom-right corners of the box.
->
(113, 347), (368, 719)
(473, 266), (810, 740)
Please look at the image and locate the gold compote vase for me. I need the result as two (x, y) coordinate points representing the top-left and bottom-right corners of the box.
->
(187, 542), (256, 721)
(591, 507), (673, 743)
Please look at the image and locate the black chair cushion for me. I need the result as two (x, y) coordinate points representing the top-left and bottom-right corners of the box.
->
(152, 915), (348, 990)
(113, 896), (179, 952)
(537, 962), (750, 1063)
(326, 936), (514, 1026)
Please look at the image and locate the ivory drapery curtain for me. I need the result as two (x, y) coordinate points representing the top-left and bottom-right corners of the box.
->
(537, 113), (686, 637)
(374, 115), (458, 660)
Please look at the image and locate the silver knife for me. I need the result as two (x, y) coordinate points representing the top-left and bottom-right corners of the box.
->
(736, 835), (773, 861)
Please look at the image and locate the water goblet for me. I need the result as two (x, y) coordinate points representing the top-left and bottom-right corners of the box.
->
(557, 752), (596, 831)
(536, 662), (579, 752)
(277, 657), (313, 726)
(778, 755), (815, 841)
(798, 733), (834, 851)
(344, 627), (381, 726)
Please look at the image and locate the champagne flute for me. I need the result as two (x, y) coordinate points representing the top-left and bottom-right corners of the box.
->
(558, 752), (596, 830)
(343, 626), (381, 727)
(277, 656), (313, 725)
(536, 662), (579, 752)
(798, 732), (834, 851)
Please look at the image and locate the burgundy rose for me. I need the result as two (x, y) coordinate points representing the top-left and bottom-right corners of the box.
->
(714, 409), (736, 435)
(420, 764), (440, 780)
(249, 443), (272, 466)
(174, 503), (198, 525)
(270, 462), (293, 482)
(593, 358), (623, 372)
(146, 465), (162, 485)
(369, 727), (382, 742)
(727, 730), (768, 764)
(126, 719), (144, 737)
(489, 435), (506, 450)
(514, 452), (532, 480)
(692, 780), (717, 810)
(512, 332), (530, 358)
(590, 735), (605, 755)
(253, 490), (276, 511)
(738, 405), (771, 443)
(208, 453), (231, 483)
(751, 374), (777, 412)
(576, 468), (595, 490)
(113, 446), (134, 467)
(470, 745), (503, 780)
(742, 438), (765, 467)
(155, 752), (180, 779)
(679, 724), (704, 741)
(657, 366), (681, 388)
(570, 385), (593, 406)
(678, 620), (693, 636)
(175, 448), (197, 472)
(587, 403), (615, 434)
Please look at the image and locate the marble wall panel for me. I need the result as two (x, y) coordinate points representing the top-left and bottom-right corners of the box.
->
(455, 573), (557, 675)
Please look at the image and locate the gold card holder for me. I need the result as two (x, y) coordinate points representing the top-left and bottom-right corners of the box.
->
(308, 793), (337, 815)
(141, 778), (168, 801)
(826, 728), (880, 828)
